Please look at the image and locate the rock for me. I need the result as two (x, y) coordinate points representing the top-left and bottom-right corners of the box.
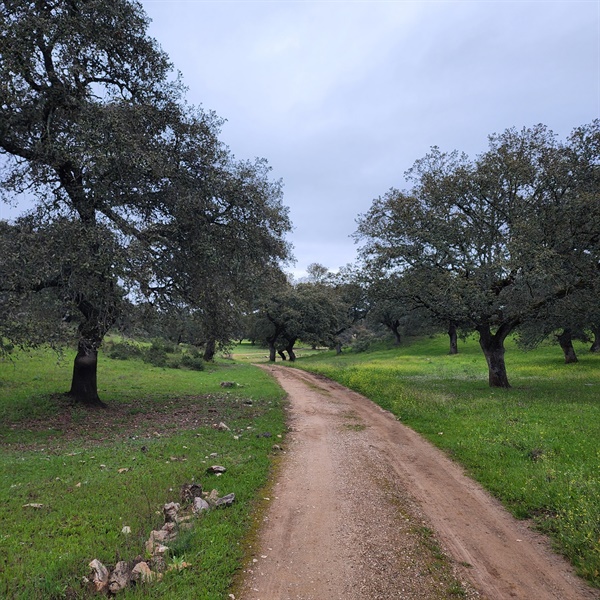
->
(220, 381), (237, 388)
(163, 502), (180, 523)
(130, 561), (155, 583)
(108, 561), (130, 594)
(180, 483), (203, 503)
(215, 492), (235, 508)
(272, 444), (282, 451)
(193, 497), (211, 513)
(206, 489), (220, 506)
(206, 465), (226, 474)
(89, 559), (109, 592)
(150, 554), (167, 574)
(121, 525), (131, 534)
(218, 422), (230, 431)
(161, 521), (177, 535)
(145, 526), (176, 554)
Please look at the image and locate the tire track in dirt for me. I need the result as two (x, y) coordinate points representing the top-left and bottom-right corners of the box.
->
(238, 366), (599, 600)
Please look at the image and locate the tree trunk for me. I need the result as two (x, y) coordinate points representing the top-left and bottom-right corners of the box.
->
(286, 338), (297, 362)
(69, 338), (105, 407)
(335, 342), (343, 355)
(388, 321), (402, 346)
(477, 324), (513, 388)
(557, 329), (578, 364)
(448, 322), (458, 355)
(277, 350), (287, 361)
(68, 292), (112, 407)
(203, 338), (216, 362)
(590, 326), (600, 353)
(268, 341), (277, 362)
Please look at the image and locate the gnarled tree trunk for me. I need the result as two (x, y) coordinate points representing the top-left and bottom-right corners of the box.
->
(203, 338), (216, 362)
(386, 320), (402, 346)
(69, 338), (104, 406)
(68, 294), (111, 407)
(277, 349), (287, 361)
(557, 329), (578, 364)
(268, 340), (277, 362)
(286, 338), (297, 362)
(477, 323), (514, 388)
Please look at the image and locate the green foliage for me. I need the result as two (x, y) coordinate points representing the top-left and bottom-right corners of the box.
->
(0, 348), (285, 599)
(355, 122), (600, 387)
(105, 341), (143, 361)
(0, 0), (292, 403)
(295, 336), (600, 586)
(179, 353), (205, 371)
(104, 339), (205, 371)
(143, 343), (169, 368)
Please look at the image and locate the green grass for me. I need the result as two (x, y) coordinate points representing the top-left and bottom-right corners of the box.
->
(293, 335), (600, 587)
(0, 346), (286, 599)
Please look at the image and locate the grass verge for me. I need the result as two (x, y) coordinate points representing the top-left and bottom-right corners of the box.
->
(292, 335), (600, 587)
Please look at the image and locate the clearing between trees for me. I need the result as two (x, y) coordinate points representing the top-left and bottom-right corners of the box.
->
(238, 365), (599, 600)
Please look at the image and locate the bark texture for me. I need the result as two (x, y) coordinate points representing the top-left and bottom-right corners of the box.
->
(448, 322), (458, 355)
(557, 329), (578, 364)
(477, 324), (512, 388)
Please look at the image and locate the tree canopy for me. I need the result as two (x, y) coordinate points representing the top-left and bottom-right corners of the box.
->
(356, 122), (600, 387)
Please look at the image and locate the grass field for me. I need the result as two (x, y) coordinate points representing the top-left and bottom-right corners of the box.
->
(2, 337), (599, 596)
(0, 344), (286, 599)
(293, 335), (600, 587)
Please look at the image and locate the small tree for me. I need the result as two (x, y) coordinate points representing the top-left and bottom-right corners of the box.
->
(253, 282), (348, 361)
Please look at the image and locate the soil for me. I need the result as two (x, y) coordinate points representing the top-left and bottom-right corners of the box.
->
(238, 365), (600, 600)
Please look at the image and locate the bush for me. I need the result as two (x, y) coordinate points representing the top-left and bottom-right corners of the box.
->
(351, 330), (377, 353)
(151, 338), (177, 354)
(180, 354), (205, 371)
(143, 344), (168, 367)
(106, 341), (142, 360)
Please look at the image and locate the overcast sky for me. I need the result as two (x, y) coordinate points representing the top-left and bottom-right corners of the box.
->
(138, 0), (598, 278)
(2, 1), (598, 278)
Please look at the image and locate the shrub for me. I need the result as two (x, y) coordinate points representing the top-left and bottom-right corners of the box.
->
(106, 341), (142, 360)
(151, 338), (177, 354)
(143, 344), (168, 367)
(180, 354), (205, 371)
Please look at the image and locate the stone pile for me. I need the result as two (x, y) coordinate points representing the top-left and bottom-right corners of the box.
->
(86, 475), (235, 595)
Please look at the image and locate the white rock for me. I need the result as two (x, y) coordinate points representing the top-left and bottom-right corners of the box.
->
(89, 559), (109, 592)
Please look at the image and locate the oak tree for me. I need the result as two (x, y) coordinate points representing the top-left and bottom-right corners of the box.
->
(356, 123), (600, 387)
(0, 0), (291, 403)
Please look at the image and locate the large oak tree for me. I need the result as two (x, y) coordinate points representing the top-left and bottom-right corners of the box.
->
(0, 0), (291, 404)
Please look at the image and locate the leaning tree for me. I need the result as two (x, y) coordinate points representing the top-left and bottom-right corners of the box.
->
(356, 122), (600, 388)
(0, 0), (291, 404)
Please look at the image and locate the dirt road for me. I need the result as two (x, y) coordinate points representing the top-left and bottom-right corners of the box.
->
(238, 365), (599, 600)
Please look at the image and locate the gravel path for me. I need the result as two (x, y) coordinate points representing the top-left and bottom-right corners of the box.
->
(237, 365), (599, 600)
